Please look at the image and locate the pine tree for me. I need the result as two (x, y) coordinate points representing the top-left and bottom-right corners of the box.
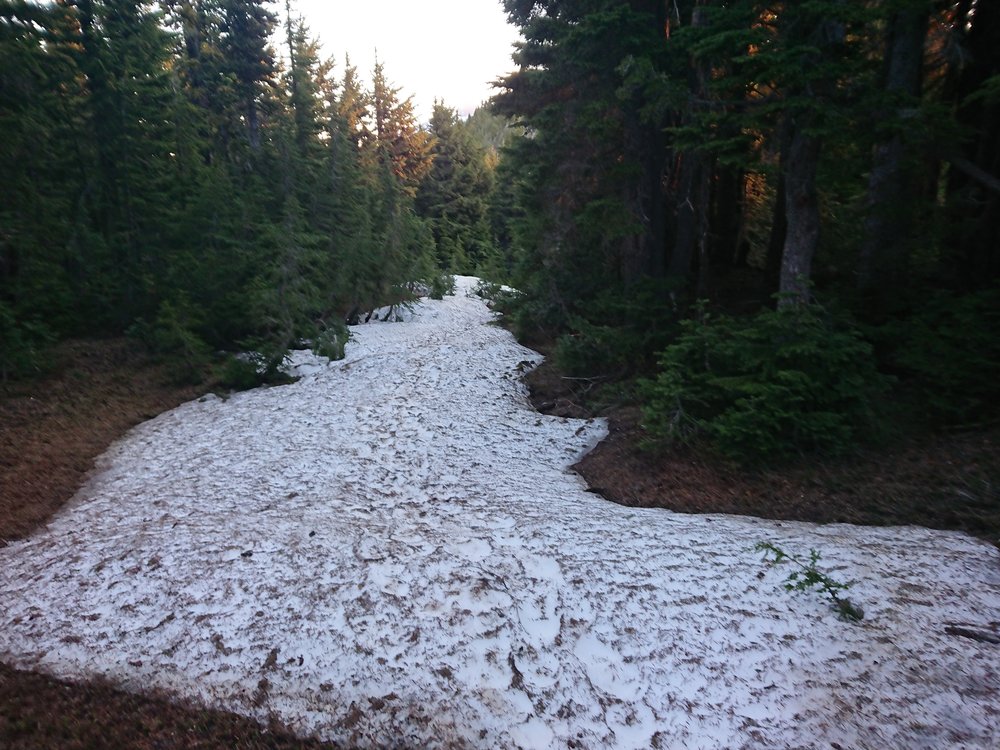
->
(0, 0), (86, 365)
(417, 102), (498, 273)
(73, 0), (191, 324)
(218, 0), (276, 151)
(370, 59), (435, 193)
(337, 53), (370, 150)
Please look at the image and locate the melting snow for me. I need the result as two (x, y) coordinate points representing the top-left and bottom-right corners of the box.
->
(1, 276), (999, 748)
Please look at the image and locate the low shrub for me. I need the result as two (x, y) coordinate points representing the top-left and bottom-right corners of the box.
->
(554, 317), (638, 378)
(216, 347), (295, 391)
(313, 321), (350, 361)
(883, 287), (1000, 427)
(429, 274), (456, 300)
(128, 298), (210, 384)
(0, 301), (54, 380)
(643, 301), (892, 465)
(553, 278), (683, 378)
(218, 354), (264, 391)
(472, 279), (522, 308)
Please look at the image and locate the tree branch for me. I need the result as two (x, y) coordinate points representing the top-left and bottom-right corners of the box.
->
(948, 156), (1000, 194)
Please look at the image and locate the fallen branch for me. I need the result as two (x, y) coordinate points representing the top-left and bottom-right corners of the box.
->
(945, 623), (1000, 645)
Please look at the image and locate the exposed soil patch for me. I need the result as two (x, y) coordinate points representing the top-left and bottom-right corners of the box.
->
(0, 339), (206, 543)
(0, 663), (340, 749)
(524, 358), (1000, 546)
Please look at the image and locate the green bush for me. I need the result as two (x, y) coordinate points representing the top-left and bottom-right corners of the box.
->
(218, 354), (265, 391)
(554, 277), (683, 377)
(429, 273), (456, 300)
(884, 287), (1000, 427)
(554, 317), (637, 378)
(0, 301), (54, 380)
(472, 279), (521, 307)
(643, 301), (891, 465)
(129, 298), (210, 384)
(216, 348), (295, 391)
(313, 321), (350, 361)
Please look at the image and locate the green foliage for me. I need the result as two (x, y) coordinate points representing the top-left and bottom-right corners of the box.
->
(218, 354), (271, 392)
(429, 274), (456, 300)
(471, 279), (522, 311)
(0, 302), (54, 381)
(554, 278), (683, 377)
(494, 1), (670, 331)
(130, 298), (211, 384)
(416, 103), (499, 275)
(755, 542), (864, 622)
(554, 320), (628, 378)
(216, 343), (298, 391)
(884, 287), (1000, 427)
(494, 0), (999, 412)
(0, 0), (472, 384)
(643, 301), (891, 465)
(313, 321), (350, 362)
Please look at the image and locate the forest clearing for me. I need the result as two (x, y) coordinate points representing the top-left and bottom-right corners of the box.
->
(2, 280), (999, 748)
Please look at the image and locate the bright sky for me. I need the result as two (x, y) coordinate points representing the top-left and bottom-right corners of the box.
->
(291, 0), (521, 122)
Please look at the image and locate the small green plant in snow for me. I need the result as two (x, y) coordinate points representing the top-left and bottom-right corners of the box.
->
(755, 541), (864, 622)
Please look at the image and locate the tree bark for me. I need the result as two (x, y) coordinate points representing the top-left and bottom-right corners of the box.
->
(776, 3), (846, 305)
(858, 5), (929, 293)
(765, 154), (788, 298)
(668, 151), (701, 280)
(710, 164), (743, 273)
(779, 125), (821, 305)
(944, 0), (1000, 288)
(667, 1), (711, 284)
(694, 156), (713, 298)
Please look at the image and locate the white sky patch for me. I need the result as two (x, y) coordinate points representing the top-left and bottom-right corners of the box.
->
(1, 277), (999, 748)
(290, 0), (520, 121)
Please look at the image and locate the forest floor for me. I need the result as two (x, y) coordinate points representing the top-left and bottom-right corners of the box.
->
(0, 308), (997, 747)
(524, 360), (1000, 547)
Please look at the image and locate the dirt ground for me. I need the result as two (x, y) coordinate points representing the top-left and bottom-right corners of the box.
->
(525, 359), (1000, 546)
(1, 338), (997, 748)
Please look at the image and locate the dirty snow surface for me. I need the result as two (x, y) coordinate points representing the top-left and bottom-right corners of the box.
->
(2, 276), (999, 749)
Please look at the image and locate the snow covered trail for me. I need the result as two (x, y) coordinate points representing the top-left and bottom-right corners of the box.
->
(1, 276), (999, 749)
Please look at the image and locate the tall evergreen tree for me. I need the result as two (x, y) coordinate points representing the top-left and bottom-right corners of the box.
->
(218, 0), (276, 151)
(370, 59), (434, 192)
(75, 0), (190, 324)
(417, 102), (498, 273)
(0, 0), (87, 347)
(337, 53), (370, 149)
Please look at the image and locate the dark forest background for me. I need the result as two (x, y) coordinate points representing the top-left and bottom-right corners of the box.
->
(491, 0), (998, 463)
(2, 0), (998, 465)
(1, 0), (507, 384)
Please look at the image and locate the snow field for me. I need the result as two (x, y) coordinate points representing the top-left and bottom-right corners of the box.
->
(1, 276), (999, 749)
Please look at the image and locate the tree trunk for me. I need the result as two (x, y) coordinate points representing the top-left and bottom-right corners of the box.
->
(668, 151), (701, 280)
(944, 0), (1000, 288)
(694, 156), (713, 298)
(621, 113), (667, 284)
(765, 161), (788, 298)
(667, 2), (711, 284)
(710, 164), (743, 273)
(858, 5), (929, 293)
(779, 125), (822, 305)
(247, 100), (261, 151)
(776, 3), (845, 305)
